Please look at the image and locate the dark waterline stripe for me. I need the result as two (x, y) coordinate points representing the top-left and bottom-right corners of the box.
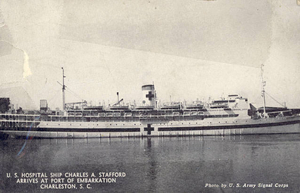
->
(36, 128), (141, 132)
(158, 120), (300, 131)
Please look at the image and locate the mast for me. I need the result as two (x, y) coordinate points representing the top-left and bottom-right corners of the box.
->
(117, 92), (119, 106)
(62, 67), (66, 110)
(261, 64), (267, 116)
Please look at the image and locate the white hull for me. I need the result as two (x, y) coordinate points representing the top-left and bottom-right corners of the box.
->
(2, 116), (300, 139)
(2, 124), (300, 139)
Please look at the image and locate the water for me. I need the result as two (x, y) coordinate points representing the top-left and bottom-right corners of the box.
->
(1, 134), (300, 193)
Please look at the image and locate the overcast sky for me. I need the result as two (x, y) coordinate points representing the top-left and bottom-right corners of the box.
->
(0, 0), (299, 109)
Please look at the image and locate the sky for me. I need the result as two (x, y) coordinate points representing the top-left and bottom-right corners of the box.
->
(0, 0), (299, 110)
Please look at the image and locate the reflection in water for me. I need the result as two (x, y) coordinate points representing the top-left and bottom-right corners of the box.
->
(144, 138), (157, 193)
(1, 134), (300, 192)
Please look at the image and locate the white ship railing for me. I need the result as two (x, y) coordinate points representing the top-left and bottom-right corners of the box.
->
(0, 112), (241, 123)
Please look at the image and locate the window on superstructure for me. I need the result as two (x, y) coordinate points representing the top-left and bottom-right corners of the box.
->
(61, 117), (67, 122)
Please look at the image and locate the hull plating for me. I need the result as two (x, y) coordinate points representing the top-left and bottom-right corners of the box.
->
(1, 116), (300, 139)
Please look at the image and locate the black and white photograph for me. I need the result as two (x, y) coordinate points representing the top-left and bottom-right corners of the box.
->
(1, 0), (300, 192)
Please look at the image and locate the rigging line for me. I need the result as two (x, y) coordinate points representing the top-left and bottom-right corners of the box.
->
(265, 92), (285, 107)
(56, 81), (84, 101)
(65, 87), (83, 100)
(48, 89), (61, 103)
(65, 88), (84, 101)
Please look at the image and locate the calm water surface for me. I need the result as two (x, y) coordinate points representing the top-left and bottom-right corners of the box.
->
(1, 134), (300, 193)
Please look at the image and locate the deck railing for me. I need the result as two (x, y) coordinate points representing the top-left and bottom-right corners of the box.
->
(0, 112), (240, 123)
